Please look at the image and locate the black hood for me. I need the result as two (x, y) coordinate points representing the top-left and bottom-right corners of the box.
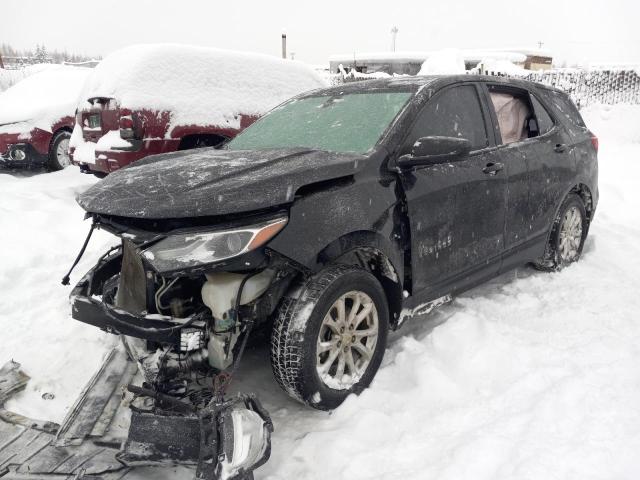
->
(77, 148), (367, 219)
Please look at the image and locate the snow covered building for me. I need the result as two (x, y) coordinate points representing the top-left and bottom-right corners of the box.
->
(329, 48), (553, 75)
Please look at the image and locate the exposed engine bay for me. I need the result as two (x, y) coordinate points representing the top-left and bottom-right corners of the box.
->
(60, 214), (302, 480)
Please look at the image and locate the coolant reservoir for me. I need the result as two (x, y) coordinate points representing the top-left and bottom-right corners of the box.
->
(202, 270), (275, 370)
(201, 270), (275, 322)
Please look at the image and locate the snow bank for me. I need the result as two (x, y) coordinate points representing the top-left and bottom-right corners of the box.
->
(469, 58), (530, 76)
(581, 103), (640, 144)
(0, 66), (90, 133)
(418, 49), (466, 75)
(0, 170), (116, 421)
(76, 44), (327, 131)
(0, 63), (62, 92)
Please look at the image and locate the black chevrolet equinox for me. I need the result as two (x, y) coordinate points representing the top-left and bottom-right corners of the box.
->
(65, 75), (597, 471)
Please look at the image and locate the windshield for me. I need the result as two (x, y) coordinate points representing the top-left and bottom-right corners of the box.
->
(227, 91), (413, 154)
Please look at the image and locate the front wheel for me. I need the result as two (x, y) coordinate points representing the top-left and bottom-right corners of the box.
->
(534, 193), (588, 271)
(47, 130), (71, 171)
(270, 264), (389, 410)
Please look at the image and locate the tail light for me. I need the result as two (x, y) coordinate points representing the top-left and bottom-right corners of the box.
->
(590, 131), (598, 152)
(119, 108), (143, 140)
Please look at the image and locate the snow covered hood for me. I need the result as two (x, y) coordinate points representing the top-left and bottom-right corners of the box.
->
(77, 148), (367, 219)
(0, 66), (90, 132)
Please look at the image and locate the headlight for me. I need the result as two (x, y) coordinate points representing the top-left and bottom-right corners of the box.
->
(9, 144), (27, 161)
(141, 216), (287, 272)
(218, 396), (273, 479)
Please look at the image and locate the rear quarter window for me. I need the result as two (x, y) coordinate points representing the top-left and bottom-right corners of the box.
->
(541, 89), (588, 135)
(530, 95), (555, 135)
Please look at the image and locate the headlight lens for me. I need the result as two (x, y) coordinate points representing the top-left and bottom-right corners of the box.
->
(141, 217), (287, 272)
(217, 397), (273, 479)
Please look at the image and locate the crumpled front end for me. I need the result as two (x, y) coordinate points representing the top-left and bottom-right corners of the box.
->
(66, 214), (300, 479)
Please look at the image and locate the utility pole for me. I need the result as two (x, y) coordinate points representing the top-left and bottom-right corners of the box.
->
(281, 33), (287, 59)
(391, 26), (399, 52)
(537, 41), (544, 49)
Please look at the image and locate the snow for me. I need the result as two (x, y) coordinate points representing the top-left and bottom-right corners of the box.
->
(418, 49), (466, 75)
(1, 103), (640, 479)
(0, 66), (90, 133)
(69, 123), (96, 163)
(75, 44), (328, 132)
(469, 58), (531, 76)
(0, 63), (64, 93)
(329, 49), (528, 66)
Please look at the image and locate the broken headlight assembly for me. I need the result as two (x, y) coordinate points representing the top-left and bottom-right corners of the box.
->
(141, 216), (288, 272)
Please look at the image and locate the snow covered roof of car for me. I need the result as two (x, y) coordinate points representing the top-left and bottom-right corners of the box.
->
(76, 44), (328, 131)
(0, 65), (90, 131)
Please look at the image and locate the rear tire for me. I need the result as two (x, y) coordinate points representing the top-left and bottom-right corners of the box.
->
(47, 130), (71, 171)
(270, 264), (389, 410)
(533, 193), (587, 271)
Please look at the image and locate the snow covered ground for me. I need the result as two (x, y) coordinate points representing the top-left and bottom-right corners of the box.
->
(1, 103), (640, 479)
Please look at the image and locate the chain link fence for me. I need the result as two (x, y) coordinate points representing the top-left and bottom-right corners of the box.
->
(330, 68), (640, 108)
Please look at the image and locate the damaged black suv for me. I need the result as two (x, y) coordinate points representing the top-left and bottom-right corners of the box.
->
(68, 75), (597, 460)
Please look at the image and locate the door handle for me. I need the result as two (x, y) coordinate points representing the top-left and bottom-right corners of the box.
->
(554, 143), (567, 153)
(482, 162), (504, 175)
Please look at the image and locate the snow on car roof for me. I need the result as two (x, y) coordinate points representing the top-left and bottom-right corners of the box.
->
(77, 44), (328, 131)
(0, 65), (90, 130)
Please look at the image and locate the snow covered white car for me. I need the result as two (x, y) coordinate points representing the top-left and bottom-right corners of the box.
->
(0, 66), (90, 170)
(66, 75), (597, 476)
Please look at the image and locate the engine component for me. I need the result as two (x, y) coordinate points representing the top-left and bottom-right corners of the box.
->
(201, 270), (274, 370)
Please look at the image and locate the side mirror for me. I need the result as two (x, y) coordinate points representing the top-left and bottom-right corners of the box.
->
(396, 136), (471, 169)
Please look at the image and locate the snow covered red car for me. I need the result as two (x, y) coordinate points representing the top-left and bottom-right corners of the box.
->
(69, 44), (326, 176)
(0, 66), (90, 171)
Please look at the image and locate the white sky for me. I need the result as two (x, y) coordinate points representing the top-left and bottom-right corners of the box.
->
(3, 0), (639, 66)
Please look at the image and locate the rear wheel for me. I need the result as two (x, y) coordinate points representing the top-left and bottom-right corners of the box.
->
(270, 264), (389, 410)
(47, 130), (71, 171)
(534, 193), (587, 271)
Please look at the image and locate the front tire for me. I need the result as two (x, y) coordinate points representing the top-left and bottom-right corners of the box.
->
(534, 193), (587, 271)
(270, 264), (389, 410)
(47, 130), (71, 171)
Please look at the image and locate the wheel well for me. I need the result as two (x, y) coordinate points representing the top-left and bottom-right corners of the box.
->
(328, 247), (404, 328)
(570, 183), (594, 222)
(177, 134), (227, 150)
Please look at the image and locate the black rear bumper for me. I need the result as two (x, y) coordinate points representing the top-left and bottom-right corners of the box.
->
(70, 252), (206, 347)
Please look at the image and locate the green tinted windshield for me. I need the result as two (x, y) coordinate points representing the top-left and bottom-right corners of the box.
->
(227, 91), (412, 154)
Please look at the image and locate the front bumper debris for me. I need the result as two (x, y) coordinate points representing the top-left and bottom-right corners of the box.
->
(1, 347), (273, 480)
(70, 249), (206, 346)
(119, 394), (273, 480)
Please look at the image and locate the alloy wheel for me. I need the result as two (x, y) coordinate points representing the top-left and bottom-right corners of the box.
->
(316, 291), (379, 390)
(56, 138), (71, 167)
(558, 206), (583, 262)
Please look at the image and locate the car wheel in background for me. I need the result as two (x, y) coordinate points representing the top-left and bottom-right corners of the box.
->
(534, 193), (588, 271)
(271, 264), (389, 410)
(47, 130), (72, 171)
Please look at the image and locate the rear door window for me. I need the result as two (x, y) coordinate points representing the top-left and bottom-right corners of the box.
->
(489, 91), (532, 144)
(405, 85), (489, 151)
